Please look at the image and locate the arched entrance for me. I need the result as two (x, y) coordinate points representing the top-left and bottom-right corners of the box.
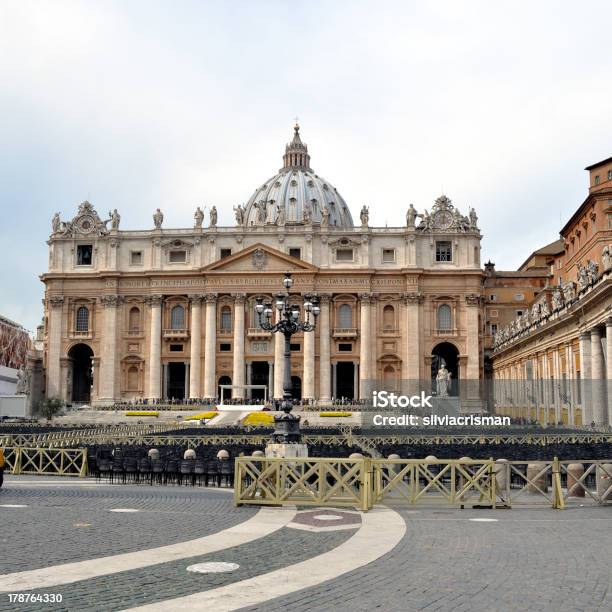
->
(68, 343), (93, 403)
(431, 342), (459, 396)
(218, 375), (232, 400)
(290, 376), (302, 400)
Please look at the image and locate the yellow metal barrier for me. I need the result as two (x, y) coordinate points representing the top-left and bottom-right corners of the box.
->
(2, 448), (88, 477)
(372, 458), (496, 507)
(234, 457), (372, 511)
(234, 457), (497, 511)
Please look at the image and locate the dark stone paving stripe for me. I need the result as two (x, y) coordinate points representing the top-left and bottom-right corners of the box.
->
(0, 485), (253, 574)
(1, 527), (353, 612)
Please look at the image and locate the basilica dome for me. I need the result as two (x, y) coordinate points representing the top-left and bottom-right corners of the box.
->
(242, 124), (354, 229)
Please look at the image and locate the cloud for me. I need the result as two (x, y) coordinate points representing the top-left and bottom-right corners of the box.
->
(1, 0), (611, 330)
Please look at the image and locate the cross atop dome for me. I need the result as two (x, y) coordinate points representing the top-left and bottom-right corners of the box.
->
(282, 121), (312, 171)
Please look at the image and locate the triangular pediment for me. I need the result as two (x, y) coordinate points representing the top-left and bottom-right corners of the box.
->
(204, 243), (318, 272)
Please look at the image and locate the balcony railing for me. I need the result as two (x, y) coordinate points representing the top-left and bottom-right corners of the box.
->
(380, 327), (398, 335)
(162, 328), (190, 339)
(332, 328), (358, 338)
(247, 327), (272, 338)
(218, 329), (233, 337)
(69, 330), (94, 340)
(124, 329), (144, 337)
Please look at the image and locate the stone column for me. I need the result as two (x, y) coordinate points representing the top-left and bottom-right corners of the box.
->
(591, 327), (606, 426)
(404, 292), (422, 393)
(147, 295), (163, 399)
(98, 295), (121, 403)
(331, 362), (337, 400)
(246, 362), (252, 400)
(268, 361), (274, 399)
(579, 331), (592, 424)
(607, 319), (612, 425)
(203, 293), (217, 399)
(318, 294), (332, 402)
(188, 295), (203, 399)
(566, 344), (577, 426)
(359, 293), (372, 399)
(273, 307), (284, 399)
(465, 294), (482, 404)
(303, 294), (315, 400)
(46, 296), (64, 399)
(232, 294), (246, 400)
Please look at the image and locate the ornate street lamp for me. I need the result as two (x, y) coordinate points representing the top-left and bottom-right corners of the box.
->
(255, 273), (319, 444)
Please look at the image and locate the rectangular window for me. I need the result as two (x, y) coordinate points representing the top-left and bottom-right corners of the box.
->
(382, 248), (396, 263)
(220, 248), (232, 259)
(169, 344), (183, 352)
(220, 343), (232, 352)
(130, 251), (143, 265)
(289, 248), (301, 259)
(490, 323), (498, 335)
(435, 241), (452, 262)
(516, 310), (524, 316)
(169, 250), (186, 263)
(489, 294), (497, 301)
(514, 293), (525, 301)
(290, 343), (301, 352)
(336, 248), (354, 262)
(608, 170), (612, 180)
(594, 175), (600, 185)
(76, 245), (93, 266)
(338, 343), (353, 352)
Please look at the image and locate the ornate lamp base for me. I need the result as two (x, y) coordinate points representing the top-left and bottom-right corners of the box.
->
(265, 442), (309, 458)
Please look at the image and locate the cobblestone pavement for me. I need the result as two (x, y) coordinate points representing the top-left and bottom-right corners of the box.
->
(0, 475), (252, 574)
(1, 476), (611, 612)
(244, 506), (612, 612)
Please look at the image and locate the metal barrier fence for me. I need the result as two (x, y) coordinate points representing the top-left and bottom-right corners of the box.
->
(3, 447), (88, 477)
(234, 457), (612, 511)
(4, 430), (612, 449)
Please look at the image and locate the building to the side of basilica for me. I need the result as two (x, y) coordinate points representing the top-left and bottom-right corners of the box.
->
(41, 125), (484, 406)
(490, 157), (612, 426)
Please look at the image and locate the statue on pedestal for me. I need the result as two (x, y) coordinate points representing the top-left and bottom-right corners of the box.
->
(602, 245), (612, 271)
(321, 205), (329, 228)
(209, 206), (218, 228)
(51, 213), (61, 234)
(16, 366), (30, 395)
(234, 204), (245, 226)
(360, 205), (369, 227)
(587, 259), (599, 284)
(109, 209), (120, 230)
(406, 204), (417, 228)
(436, 364), (452, 397)
(552, 287), (564, 310)
(153, 208), (164, 229)
(194, 206), (204, 228)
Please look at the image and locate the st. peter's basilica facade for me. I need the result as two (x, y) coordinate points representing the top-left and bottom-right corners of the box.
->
(41, 125), (484, 406)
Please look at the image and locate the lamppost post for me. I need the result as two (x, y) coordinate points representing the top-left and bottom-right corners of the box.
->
(256, 273), (319, 444)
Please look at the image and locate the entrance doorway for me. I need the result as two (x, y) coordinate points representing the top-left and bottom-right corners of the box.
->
(431, 342), (459, 395)
(290, 376), (302, 400)
(336, 362), (355, 400)
(68, 343), (93, 403)
(218, 375), (232, 400)
(250, 362), (269, 400)
(167, 362), (186, 400)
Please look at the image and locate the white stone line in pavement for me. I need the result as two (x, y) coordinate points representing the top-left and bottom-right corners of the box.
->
(124, 506), (406, 612)
(0, 506), (296, 593)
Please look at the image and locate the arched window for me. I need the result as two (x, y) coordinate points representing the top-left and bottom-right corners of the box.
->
(383, 305), (395, 329)
(127, 366), (139, 391)
(338, 304), (353, 328)
(76, 306), (89, 332)
(128, 307), (141, 332)
(437, 304), (452, 331)
(220, 306), (232, 331)
(171, 305), (185, 330)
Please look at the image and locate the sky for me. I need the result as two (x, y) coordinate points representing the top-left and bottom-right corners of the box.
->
(1, 0), (611, 332)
